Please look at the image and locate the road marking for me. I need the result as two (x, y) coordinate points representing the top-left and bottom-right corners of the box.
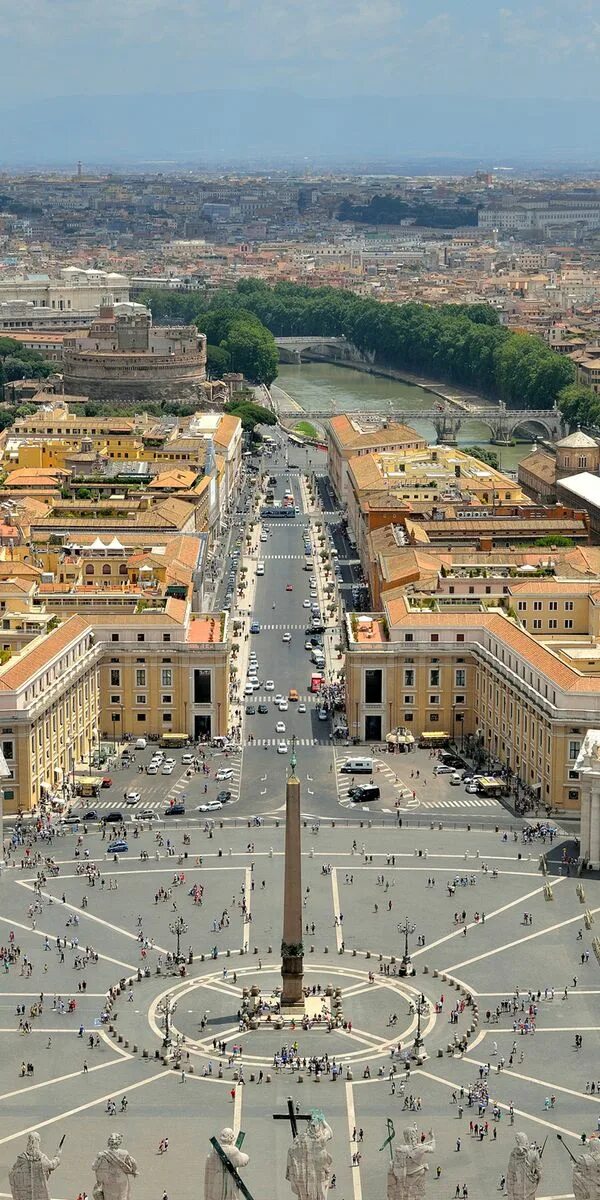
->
(233, 1076), (243, 1135)
(17, 879), (169, 955)
(243, 867), (252, 952)
(414, 1066), (582, 1141)
(0, 1051), (131, 1107)
(331, 868), (343, 952)
(0, 1070), (169, 1147)
(345, 1081), (363, 1200)
(445, 904), (600, 973)
(412, 878), (567, 962)
(467, 1052), (600, 1105)
(0, 914), (137, 973)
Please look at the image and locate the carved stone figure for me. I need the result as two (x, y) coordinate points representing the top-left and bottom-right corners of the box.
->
(286, 1113), (333, 1200)
(9, 1133), (61, 1200)
(507, 1133), (542, 1200)
(573, 1138), (600, 1200)
(204, 1128), (249, 1200)
(387, 1125), (436, 1200)
(92, 1133), (138, 1200)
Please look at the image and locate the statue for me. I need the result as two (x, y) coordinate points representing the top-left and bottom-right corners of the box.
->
(204, 1128), (249, 1200)
(387, 1125), (436, 1200)
(573, 1137), (600, 1200)
(507, 1133), (542, 1200)
(286, 1112), (333, 1200)
(9, 1133), (61, 1200)
(92, 1133), (138, 1200)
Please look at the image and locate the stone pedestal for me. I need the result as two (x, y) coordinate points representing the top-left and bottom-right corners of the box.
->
(575, 732), (600, 868)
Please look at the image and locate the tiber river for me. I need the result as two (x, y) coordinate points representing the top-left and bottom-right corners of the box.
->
(275, 361), (535, 473)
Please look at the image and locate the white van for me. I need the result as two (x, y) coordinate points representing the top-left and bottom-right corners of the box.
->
(134, 737), (147, 750)
(311, 650), (325, 666)
(341, 757), (374, 774)
(256, 562), (265, 576)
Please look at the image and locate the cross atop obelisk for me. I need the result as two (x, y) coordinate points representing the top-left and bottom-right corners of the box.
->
(280, 735), (304, 1008)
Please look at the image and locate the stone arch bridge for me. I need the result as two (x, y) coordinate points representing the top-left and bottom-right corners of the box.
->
(275, 335), (365, 364)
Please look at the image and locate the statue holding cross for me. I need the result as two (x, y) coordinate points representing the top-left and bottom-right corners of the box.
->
(274, 1100), (333, 1200)
(204, 1129), (251, 1200)
(387, 1124), (436, 1200)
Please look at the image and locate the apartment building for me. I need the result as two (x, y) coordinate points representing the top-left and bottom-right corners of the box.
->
(326, 415), (427, 507)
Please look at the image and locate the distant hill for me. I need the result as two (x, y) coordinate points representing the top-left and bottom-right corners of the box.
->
(1, 89), (600, 167)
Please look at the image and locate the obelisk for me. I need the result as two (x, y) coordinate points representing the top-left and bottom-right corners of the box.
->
(280, 738), (304, 1008)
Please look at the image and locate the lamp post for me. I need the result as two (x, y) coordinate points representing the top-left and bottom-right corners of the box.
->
(397, 917), (417, 977)
(455, 711), (465, 753)
(169, 916), (188, 963)
(412, 995), (428, 1059)
(156, 993), (178, 1048)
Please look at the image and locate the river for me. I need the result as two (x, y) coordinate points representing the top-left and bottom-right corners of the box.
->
(275, 362), (534, 472)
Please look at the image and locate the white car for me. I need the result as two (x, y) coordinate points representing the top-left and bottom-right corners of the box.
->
(216, 767), (233, 781)
(276, 721), (286, 734)
(278, 700), (289, 712)
(303, 599), (311, 608)
(161, 762), (174, 775)
(274, 693), (284, 704)
(146, 764), (158, 775)
(465, 782), (479, 794)
(265, 680), (275, 691)
(305, 640), (313, 650)
(277, 741), (288, 754)
(244, 683), (254, 695)
(282, 633), (291, 643)
(260, 532), (268, 542)
(317, 708), (328, 721)
(181, 753), (194, 765)
(435, 764), (456, 775)
(196, 800), (224, 812)
(298, 703), (307, 713)
(164, 757), (175, 766)
(126, 791), (141, 804)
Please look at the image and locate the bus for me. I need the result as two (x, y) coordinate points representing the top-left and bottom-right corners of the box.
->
(160, 733), (190, 748)
(418, 731), (451, 749)
(476, 776), (506, 798)
(77, 776), (102, 798)
(310, 672), (324, 693)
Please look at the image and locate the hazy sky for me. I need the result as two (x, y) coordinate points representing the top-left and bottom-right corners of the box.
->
(2, 0), (599, 106)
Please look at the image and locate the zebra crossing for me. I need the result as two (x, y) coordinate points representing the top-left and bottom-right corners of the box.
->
(261, 554), (308, 560)
(251, 693), (315, 704)
(252, 622), (308, 631)
(246, 736), (331, 748)
(335, 753), (504, 814)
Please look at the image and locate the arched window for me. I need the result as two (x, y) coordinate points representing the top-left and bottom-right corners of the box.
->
(102, 563), (111, 576)
(85, 563), (94, 576)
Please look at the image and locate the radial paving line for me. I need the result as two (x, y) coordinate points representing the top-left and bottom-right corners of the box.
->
(233, 1079), (243, 1136)
(16, 879), (169, 954)
(414, 1066), (583, 1141)
(0, 914), (137, 973)
(330, 868), (343, 952)
(445, 904), (600, 973)
(243, 866), (252, 952)
(0, 1070), (169, 1148)
(0, 1052), (132, 1107)
(412, 877), (568, 960)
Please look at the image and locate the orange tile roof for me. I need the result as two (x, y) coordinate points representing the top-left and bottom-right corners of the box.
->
(0, 615), (91, 690)
(186, 616), (224, 643)
(213, 413), (241, 448)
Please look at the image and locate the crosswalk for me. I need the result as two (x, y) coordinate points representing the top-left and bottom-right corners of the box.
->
(251, 623), (311, 631)
(261, 554), (309, 560)
(249, 693), (316, 703)
(259, 521), (309, 528)
(335, 753), (503, 814)
(246, 736), (331, 748)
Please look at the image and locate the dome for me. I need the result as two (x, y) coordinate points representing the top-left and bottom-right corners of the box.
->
(556, 429), (599, 450)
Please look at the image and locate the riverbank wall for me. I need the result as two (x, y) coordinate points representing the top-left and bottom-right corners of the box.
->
(297, 354), (496, 413)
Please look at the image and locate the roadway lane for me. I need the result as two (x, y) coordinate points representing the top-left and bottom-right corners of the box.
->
(240, 448), (339, 819)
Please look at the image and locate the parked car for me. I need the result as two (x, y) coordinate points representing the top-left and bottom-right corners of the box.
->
(216, 790), (232, 804)
(164, 804), (185, 816)
(102, 811), (124, 824)
(107, 840), (129, 853)
(348, 784), (380, 802)
(196, 800), (224, 812)
(82, 809), (99, 821)
(216, 768), (233, 781)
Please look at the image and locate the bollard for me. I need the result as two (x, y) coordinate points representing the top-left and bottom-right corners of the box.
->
(227, 948), (231, 957)
(266, 1074), (271, 1083)
(423, 965), (429, 974)
(324, 946), (328, 954)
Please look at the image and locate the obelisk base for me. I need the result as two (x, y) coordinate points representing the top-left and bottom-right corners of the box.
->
(281, 955), (305, 1008)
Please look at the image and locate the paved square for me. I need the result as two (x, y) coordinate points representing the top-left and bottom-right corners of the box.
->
(0, 815), (597, 1200)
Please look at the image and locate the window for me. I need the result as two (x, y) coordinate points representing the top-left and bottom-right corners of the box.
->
(110, 695), (120, 704)
(136, 694), (146, 705)
(161, 668), (173, 688)
(457, 634), (464, 643)
(517, 601), (527, 611)
(162, 694), (172, 704)
(364, 714), (381, 741)
(364, 669), (382, 704)
(568, 769), (579, 781)
(454, 695), (465, 704)
(533, 601), (542, 611)
(404, 696), (413, 705)
(569, 740), (581, 761)
(429, 695), (440, 705)
(163, 634), (171, 643)
(564, 619), (573, 630)
(455, 668), (466, 688)
(568, 789), (579, 801)
(533, 619), (542, 630)
(429, 713), (439, 722)
(549, 601), (558, 611)
(194, 670), (211, 704)
(404, 668), (415, 687)
(549, 620), (557, 630)
(136, 713), (146, 723)
(429, 668), (440, 687)
(110, 669), (120, 687)
(404, 713), (414, 722)
(102, 563), (111, 576)
(163, 713), (172, 722)
(565, 601), (574, 611)
(137, 633), (145, 643)
(135, 669), (146, 687)
(404, 633), (413, 643)
(2, 739), (13, 760)
(430, 634), (439, 643)
(111, 633), (119, 642)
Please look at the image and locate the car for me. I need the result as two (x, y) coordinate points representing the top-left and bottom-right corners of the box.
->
(102, 811), (124, 824)
(101, 776), (113, 788)
(277, 741), (288, 754)
(216, 790), (232, 804)
(303, 564), (313, 572)
(434, 764), (456, 775)
(164, 804), (185, 816)
(310, 624), (326, 634)
(282, 633), (291, 643)
(449, 773), (462, 785)
(317, 708), (328, 721)
(83, 809), (99, 821)
(250, 622), (261, 633)
(265, 680), (275, 691)
(465, 783), (479, 794)
(305, 640), (313, 650)
(274, 693), (284, 704)
(162, 763), (174, 775)
(244, 683), (254, 695)
(298, 703), (307, 713)
(216, 767), (233, 781)
(276, 721), (286, 734)
(260, 532), (268, 542)
(245, 704), (256, 715)
(126, 791), (141, 804)
(138, 811), (158, 821)
(348, 785), (380, 802)
(439, 754), (466, 770)
(61, 814), (82, 826)
(286, 584), (293, 591)
(288, 689), (299, 701)
(278, 699), (289, 711)
(150, 751), (164, 763)
(303, 599), (311, 608)
(146, 764), (158, 775)
(107, 840), (129, 854)
(181, 753), (194, 765)
(196, 800), (224, 812)
(258, 703), (269, 714)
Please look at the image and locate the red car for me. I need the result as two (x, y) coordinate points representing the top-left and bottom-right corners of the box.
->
(286, 584), (293, 591)
(101, 776), (113, 788)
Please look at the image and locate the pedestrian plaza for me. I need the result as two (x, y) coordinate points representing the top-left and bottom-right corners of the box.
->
(0, 816), (597, 1200)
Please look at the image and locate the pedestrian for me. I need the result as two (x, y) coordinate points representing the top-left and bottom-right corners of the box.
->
(83, 1060), (88, 1073)
(456, 1138), (461, 1152)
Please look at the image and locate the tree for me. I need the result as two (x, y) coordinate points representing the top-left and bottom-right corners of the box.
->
(558, 383), (600, 429)
(462, 445), (499, 469)
(206, 344), (231, 377)
(224, 399), (276, 432)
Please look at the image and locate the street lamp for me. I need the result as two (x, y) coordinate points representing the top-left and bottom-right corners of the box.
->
(397, 917), (417, 977)
(169, 916), (188, 962)
(412, 995), (428, 1059)
(156, 993), (178, 1048)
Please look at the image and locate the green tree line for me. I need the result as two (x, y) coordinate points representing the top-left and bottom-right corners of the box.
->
(140, 281), (596, 418)
(337, 194), (478, 228)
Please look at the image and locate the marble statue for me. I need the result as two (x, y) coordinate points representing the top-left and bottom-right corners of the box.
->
(286, 1113), (333, 1200)
(507, 1133), (542, 1200)
(573, 1138), (600, 1200)
(92, 1133), (138, 1200)
(9, 1133), (61, 1200)
(204, 1128), (249, 1200)
(387, 1124), (436, 1200)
